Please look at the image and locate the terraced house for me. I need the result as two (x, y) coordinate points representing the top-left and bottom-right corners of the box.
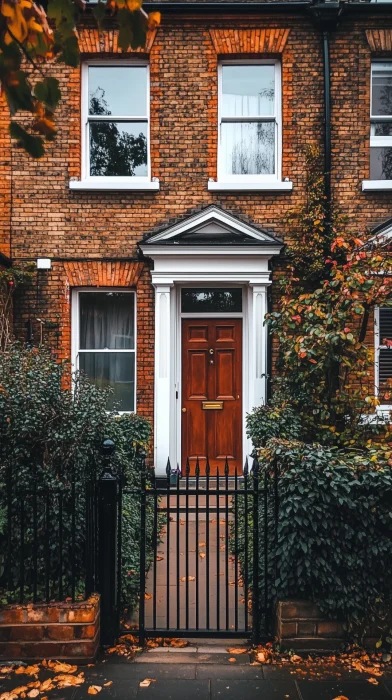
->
(1, 0), (392, 475)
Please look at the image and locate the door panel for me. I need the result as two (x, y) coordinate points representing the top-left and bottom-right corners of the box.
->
(182, 318), (242, 475)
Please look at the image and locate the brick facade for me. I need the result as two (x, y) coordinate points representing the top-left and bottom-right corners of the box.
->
(5, 6), (392, 432)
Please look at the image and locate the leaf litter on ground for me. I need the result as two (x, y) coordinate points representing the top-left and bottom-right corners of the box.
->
(250, 643), (390, 681)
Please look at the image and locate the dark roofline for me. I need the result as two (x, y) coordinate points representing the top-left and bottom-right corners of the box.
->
(140, 239), (284, 246)
(0, 252), (12, 268)
(370, 217), (392, 235)
(142, 1), (392, 15)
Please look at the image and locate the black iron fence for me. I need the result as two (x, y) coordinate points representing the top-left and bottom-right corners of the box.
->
(0, 461), (99, 606)
(119, 456), (279, 645)
(0, 445), (279, 647)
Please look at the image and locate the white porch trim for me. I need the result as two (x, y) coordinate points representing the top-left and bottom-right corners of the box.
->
(140, 206), (282, 475)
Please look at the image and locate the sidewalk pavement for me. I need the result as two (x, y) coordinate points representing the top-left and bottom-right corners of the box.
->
(2, 647), (392, 700)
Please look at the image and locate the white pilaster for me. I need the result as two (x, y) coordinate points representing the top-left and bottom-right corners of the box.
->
(153, 284), (173, 475)
(250, 285), (269, 409)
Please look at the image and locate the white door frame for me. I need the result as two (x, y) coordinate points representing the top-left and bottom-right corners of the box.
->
(144, 256), (273, 476)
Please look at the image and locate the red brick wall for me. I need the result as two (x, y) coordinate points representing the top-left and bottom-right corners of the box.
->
(7, 10), (392, 422)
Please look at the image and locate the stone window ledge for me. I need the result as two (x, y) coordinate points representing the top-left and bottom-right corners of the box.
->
(362, 180), (392, 192)
(207, 179), (293, 193)
(69, 179), (160, 192)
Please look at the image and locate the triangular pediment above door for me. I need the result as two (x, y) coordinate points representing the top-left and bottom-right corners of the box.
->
(140, 205), (283, 249)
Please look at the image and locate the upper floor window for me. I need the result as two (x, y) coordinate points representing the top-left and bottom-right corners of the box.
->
(375, 306), (392, 406)
(370, 62), (392, 180)
(218, 61), (281, 183)
(82, 62), (149, 181)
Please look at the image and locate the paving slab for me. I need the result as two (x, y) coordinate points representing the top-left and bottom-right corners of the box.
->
(134, 653), (250, 665)
(211, 679), (300, 699)
(196, 664), (263, 680)
(297, 680), (392, 700)
(262, 662), (372, 682)
(74, 680), (139, 700)
(84, 663), (197, 681)
(136, 679), (210, 699)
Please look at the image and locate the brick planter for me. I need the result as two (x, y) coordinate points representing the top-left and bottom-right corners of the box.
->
(0, 594), (100, 663)
(276, 600), (384, 653)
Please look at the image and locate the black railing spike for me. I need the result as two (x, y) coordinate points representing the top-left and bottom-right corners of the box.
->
(224, 457), (229, 477)
(186, 457), (190, 476)
(244, 456), (249, 476)
(251, 457), (259, 475)
(195, 456), (200, 477)
(206, 457), (210, 476)
(166, 458), (171, 477)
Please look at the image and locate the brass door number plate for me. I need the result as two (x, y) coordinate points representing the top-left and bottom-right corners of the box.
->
(202, 401), (223, 410)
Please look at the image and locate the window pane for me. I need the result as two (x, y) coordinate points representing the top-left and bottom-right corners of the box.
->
(380, 307), (392, 341)
(181, 288), (242, 313)
(79, 352), (135, 411)
(89, 122), (147, 177)
(88, 66), (147, 117)
(221, 121), (275, 176)
(370, 146), (392, 179)
(222, 65), (275, 117)
(80, 292), (135, 350)
(373, 122), (392, 136)
(371, 64), (392, 116)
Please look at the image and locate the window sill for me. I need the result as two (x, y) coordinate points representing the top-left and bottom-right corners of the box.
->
(69, 179), (160, 192)
(362, 180), (392, 191)
(207, 179), (293, 192)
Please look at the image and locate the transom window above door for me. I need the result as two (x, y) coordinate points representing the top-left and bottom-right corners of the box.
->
(73, 290), (136, 412)
(80, 62), (150, 184)
(217, 61), (281, 184)
(181, 288), (242, 313)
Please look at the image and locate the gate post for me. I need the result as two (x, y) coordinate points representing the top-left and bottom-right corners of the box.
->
(138, 449), (147, 646)
(98, 439), (119, 646)
(252, 458), (260, 644)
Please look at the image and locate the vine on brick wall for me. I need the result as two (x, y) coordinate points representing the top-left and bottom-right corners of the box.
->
(268, 146), (392, 447)
(0, 262), (35, 349)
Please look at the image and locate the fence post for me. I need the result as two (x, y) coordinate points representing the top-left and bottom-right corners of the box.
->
(252, 458), (260, 644)
(138, 449), (147, 646)
(98, 439), (119, 646)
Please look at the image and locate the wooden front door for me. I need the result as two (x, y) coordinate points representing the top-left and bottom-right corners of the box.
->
(181, 318), (242, 475)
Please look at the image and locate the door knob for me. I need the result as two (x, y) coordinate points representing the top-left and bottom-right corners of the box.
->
(182, 407), (187, 413)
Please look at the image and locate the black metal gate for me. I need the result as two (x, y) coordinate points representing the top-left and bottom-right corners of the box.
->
(118, 456), (275, 644)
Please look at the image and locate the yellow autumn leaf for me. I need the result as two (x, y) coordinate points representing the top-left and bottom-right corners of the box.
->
(227, 647), (247, 655)
(139, 679), (155, 688)
(87, 686), (102, 695)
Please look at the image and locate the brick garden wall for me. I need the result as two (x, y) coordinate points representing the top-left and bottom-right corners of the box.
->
(0, 594), (100, 663)
(276, 600), (384, 653)
(6, 10), (392, 424)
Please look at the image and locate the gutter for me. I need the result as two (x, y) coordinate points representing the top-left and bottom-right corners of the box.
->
(142, 0), (392, 14)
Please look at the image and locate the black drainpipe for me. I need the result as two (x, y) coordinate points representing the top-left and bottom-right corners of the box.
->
(322, 28), (332, 225)
(309, 1), (342, 225)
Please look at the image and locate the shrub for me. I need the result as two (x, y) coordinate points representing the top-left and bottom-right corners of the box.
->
(235, 438), (392, 642)
(0, 343), (152, 613)
(246, 390), (303, 449)
(260, 440), (392, 640)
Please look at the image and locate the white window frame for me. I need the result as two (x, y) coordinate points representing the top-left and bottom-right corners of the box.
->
(71, 288), (137, 414)
(80, 59), (151, 186)
(374, 306), (392, 411)
(217, 59), (282, 184)
(368, 61), (392, 180)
